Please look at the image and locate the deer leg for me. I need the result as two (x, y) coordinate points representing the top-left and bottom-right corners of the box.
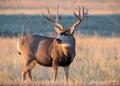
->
(26, 60), (37, 81)
(26, 70), (32, 81)
(52, 60), (58, 81)
(22, 57), (33, 81)
(22, 66), (26, 81)
(22, 65), (29, 81)
(63, 66), (70, 82)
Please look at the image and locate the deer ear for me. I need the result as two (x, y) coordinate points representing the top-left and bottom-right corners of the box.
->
(54, 27), (61, 34)
(69, 27), (75, 35)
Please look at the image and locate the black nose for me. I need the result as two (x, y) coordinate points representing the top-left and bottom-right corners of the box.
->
(56, 39), (62, 44)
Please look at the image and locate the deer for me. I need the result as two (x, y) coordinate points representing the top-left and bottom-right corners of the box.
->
(17, 6), (87, 82)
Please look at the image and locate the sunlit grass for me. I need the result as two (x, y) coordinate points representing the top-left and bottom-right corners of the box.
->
(0, 34), (120, 85)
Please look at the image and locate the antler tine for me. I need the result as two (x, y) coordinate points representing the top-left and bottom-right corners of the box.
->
(47, 7), (50, 18)
(71, 12), (81, 28)
(84, 8), (89, 17)
(56, 4), (59, 22)
(56, 4), (61, 22)
(79, 6), (81, 18)
(82, 6), (85, 20)
(70, 6), (87, 28)
(73, 12), (81, 21)
(42, 7), (64, 30)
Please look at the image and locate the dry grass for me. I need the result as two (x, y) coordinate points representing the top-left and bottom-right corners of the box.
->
(0, 34), (120, 85)
(0, 0), (120, 15)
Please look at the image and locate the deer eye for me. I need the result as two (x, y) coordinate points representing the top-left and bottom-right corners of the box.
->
(56, 39), (62, 44)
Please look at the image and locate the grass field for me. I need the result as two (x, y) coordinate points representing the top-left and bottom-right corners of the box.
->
(0, 34), (120, 85)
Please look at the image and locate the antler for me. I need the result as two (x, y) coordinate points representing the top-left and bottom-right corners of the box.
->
(56, 5), (61, 22)
(42, 7), (64, 30)
(71, 6), (87, 28)
(69, 6), (88, 34)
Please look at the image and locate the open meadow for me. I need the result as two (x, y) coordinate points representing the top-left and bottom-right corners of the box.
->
(0, 0), (120, 85)
(0, 34), (120, 85)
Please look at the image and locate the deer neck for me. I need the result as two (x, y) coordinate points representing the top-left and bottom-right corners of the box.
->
(51, 39), (75, 58)
(60, 43), (75, 57)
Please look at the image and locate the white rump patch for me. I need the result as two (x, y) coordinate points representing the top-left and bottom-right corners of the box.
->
(17, 41), (20, 52)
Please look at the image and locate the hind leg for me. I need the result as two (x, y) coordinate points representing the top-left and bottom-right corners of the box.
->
(21, 57), (33, 81)
(26, 70), (32, 81)
(26, 60), (37, 81)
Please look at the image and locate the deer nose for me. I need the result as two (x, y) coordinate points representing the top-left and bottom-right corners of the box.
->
(56, 39), (62, 44)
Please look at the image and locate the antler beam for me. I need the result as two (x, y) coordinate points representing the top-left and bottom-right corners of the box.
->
(71, 6), (87, 28)
(42, 7), (64, 30)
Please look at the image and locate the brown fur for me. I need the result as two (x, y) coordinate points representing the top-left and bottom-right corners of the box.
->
(17, 34), (75, 81)
(17, 7), (86, 81)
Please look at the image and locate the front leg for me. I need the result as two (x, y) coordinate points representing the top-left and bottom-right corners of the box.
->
(52, 59), (58, 81)
(63, 66), (70, 82)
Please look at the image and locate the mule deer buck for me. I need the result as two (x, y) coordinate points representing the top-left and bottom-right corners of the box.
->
(17, 6), (87, 81)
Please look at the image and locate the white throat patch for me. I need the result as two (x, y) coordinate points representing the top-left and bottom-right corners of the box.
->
(61, 43), (72, 47)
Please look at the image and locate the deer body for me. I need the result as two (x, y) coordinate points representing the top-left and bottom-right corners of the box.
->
(17, 6), (87, 81)
(17, 35), (75, 67)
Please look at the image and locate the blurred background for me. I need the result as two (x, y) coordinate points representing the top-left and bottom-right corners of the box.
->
(0, 0), (120, 15)
(0, 0), (120, 37)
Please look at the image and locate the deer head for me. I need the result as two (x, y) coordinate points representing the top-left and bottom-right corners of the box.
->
(42, 6), (87, 47)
